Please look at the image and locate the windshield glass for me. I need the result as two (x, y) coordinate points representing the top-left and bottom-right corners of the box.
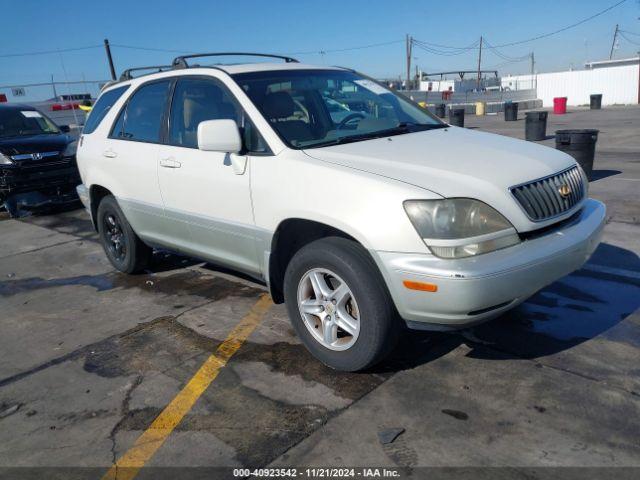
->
(233, 69), (444, 149)
(0, 108), (60, 138)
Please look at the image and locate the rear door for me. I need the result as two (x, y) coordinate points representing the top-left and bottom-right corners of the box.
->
(157, 76), (261, 274)
(103, 79), (173, 244)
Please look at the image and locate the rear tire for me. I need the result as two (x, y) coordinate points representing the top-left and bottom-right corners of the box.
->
(97, 195), (151, 274)
(284, 236), (399, 371)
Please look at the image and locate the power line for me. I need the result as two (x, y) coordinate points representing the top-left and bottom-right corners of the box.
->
(110, 39), (405, 57)
(487, 58), (530, 70)
(413, 0), (627, 52)
(412, 39), (480, 56)
(285, 39), (404, 55)
(111, 44), (194, 54)
(412, 39), (480, 52)
(483, 39), (530, 62)
(0, 0), (629, 63)
(0, 45), (102, 58)
(619, 32), (640, 45)
(492, 0), (627, 47)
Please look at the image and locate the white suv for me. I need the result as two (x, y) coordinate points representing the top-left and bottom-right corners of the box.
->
(76, 53), (605, 371)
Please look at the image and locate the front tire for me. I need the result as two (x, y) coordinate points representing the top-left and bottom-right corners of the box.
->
(284, 237), (399, 371)
(97, 195), (151, 274)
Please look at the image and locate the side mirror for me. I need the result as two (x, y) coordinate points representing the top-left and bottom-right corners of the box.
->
(197, 119), (242, 153)
(59, 125), (71, 133)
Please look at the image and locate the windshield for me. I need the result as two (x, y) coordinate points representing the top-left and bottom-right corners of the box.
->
(233, 69), (445, 149)
(0, 108), (60, 138)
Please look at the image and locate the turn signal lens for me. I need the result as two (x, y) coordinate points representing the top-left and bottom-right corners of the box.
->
(403, 280), (438, 292)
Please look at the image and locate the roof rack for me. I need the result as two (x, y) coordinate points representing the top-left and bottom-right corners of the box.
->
(172, 52), (299, 69)
(119, 65), (174, 81)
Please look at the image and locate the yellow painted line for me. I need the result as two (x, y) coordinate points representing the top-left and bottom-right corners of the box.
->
(102, 294), (272, 480)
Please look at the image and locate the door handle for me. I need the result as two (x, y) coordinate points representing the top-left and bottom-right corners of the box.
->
(102, 149), (117, 158)
(160, 157), (182, 169)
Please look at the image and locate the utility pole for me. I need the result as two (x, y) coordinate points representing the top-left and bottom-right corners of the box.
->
(609, 24), (619, 60)
(51, 74), (57, 99)
(530, 52), (535, 90)
(104, 38), (117, 81)
(637, 50), (640, 104)
(406, 34), (412, 90)
(476, 36), (483, 90)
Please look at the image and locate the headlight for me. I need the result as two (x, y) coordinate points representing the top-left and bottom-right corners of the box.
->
(62, 141), (77, 157)
(0, 152), (13, 165)
(404, 198), (520, 259)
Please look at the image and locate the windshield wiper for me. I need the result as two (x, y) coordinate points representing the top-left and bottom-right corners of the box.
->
(305, 122), (445, 149)
(394, 122), (447, 131)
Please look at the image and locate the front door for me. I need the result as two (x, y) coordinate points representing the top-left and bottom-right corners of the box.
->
(157, 76), (259, 274)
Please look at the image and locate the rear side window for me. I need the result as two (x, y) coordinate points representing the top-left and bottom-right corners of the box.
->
(111, 80), (171, 143)
(83, 86), (128, 134)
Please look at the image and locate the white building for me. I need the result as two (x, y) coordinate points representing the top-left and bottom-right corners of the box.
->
(501, 59), (639, 107)
(585, 57), (640, 70)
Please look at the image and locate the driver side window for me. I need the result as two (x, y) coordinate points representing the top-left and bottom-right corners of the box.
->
(168, 78), (240, 149)
(167, 77), (270, 154)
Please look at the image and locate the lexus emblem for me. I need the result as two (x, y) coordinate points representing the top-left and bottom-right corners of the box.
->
(558, 184), (572, 198)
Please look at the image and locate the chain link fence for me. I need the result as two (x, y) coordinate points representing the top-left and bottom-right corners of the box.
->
(0, 79), (109, 126)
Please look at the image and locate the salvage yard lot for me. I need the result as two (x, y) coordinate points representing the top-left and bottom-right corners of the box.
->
(0, 106), (639, 478)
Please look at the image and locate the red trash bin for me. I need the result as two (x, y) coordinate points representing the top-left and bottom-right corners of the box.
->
(553, 97), (567, 114)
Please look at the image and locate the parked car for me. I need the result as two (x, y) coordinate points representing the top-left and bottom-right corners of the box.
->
(76, 53), (605, 371)
(0, 104), (79, 216)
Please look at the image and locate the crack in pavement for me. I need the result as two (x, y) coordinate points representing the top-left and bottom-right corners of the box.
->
(108, 374), (143, 478)
(0, 239), (81, 260)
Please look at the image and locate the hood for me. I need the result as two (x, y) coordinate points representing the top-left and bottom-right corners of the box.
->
(0, 133), (73, 158)
(303, 126), (578, 230)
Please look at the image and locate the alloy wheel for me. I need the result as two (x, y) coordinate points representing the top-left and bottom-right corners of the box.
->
(297, 268), (360, 351)
(103, 213), (126, 262)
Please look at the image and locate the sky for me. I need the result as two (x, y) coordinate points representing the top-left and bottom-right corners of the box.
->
(0, 0), (639, 101)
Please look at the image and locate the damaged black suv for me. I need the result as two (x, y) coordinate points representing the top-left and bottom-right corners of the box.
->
(0, 103), (80, 216)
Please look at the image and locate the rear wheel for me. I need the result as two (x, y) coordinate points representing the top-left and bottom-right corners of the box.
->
(284, 237), (399, 371)
(97, 195), (151, 274)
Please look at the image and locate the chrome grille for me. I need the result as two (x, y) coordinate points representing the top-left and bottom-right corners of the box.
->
(510, 166), (585, 221)
(10, 151), (60, 161)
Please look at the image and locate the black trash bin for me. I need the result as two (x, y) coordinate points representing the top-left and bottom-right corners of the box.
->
(504, 101), (518, 121)
(590, 94), (602, 110)
(448, 108), (465, 127)
(525, 111), (548, 141)
(435, 103), (446, 118)
(555, 129), (599, 180)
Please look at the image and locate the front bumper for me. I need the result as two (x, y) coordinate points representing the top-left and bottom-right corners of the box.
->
(0, 157), (80, 201)
(373, 198), (606, 330)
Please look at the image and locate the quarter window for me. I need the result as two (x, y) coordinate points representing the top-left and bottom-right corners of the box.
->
(111, 81), (171, 143)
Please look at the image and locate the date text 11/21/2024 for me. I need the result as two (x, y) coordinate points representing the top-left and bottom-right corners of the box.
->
(232, 467), (402, 478)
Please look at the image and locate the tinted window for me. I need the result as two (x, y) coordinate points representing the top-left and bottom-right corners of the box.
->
(83, 86), (128, 134)
(242, 118), (270, 154)
(111, 81), (171, 143)
(168, 78), (239, 149)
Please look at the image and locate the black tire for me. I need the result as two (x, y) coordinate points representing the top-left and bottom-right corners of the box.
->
(96, 195), (151, 274)
(284, 236), (400, 372)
